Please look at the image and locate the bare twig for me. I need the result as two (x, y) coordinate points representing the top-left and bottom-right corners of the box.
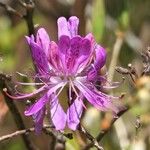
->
(0, 73), (36, 150)
(108, 32), (124, 81)
(106, 15), (143, 52)
(0, 127), (35, 142)
(43, 127), (73, 150)
(79, 125), (104, 150)
(83, 107), (129, 150)
(0, 125), (54, 142)
(0, 2), (23, 17)
(23, 0), (35, 35)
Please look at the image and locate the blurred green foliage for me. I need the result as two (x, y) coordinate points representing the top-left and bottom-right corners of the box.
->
(0, 0), (150, 150)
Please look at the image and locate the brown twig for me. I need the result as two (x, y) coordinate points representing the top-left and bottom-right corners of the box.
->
(83, 107), (129, 150)
(0, 2), (23, 18)
(79, 125), (104, 150)
(0, 73), (36, 150)
(0, 127), (35, 142)
(108, 32), (124, 81)
(0, 125), (54, 142)
(23, 0), (35, 35)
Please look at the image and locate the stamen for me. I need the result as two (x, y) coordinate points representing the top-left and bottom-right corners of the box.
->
(89, 77), (125, 89)
(69, 82), (72, 101)
(16, 82), (45, 86)
(16, 71), (28, 77)
(69, 79), (87, 109)
(3, 85), (48, 100)
(51, 85), (66, 119)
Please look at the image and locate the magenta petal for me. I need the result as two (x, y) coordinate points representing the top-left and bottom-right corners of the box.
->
(25, 82), (66, 116)
(57, 17), (70, 38)
(29, 40), (49, 74)
(58, 35), (70, 69)
(85, 33), (95, 44)
(67, 95), (83, 130)
(75, 81), (121, 114)
(80, 38), (91, 55)
(68, 16), (79, 37)
(50, 95), (66, 130)
(94, 45), (106, 70)
(87, 67), (97, 81)
(25, 35), (34, 45)
(36, 28), (50, 57)
(65, 36), (82, 72)
(25, 94), (49, 116)
(32, 106), (46, 134)
(72, 38), (91, 74)
(58, 35), (70, 54)
(49, 41), (60, 70)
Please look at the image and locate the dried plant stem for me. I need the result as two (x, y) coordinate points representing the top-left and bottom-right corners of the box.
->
(0, 127), (35, 142)
(83, 107), (129, 150)
(23, 0), (35, 35)
(79, 125), (104, 150)
(108, 32), (124, 81)
(108, 33), (130, 149)
(0, 74), (36, 150)
(0, 125), (54, 142)
(0, 2), (23, 17)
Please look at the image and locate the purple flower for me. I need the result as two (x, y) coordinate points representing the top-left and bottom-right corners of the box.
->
(6, 16), (124, 133)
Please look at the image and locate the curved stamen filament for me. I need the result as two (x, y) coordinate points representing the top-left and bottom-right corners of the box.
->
(69, 79), (86, 109)
(51, 84), (66, 119)
(3, 85), (48, 100)
(16, 71), (28, 77)
(16, 82), (45, 86)
(69, 82), (72, 101)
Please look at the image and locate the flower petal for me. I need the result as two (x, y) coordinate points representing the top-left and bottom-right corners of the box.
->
(25, 82), (66, 116)
(67, 95), (84, 130)
(74, 80), (122, 114)
(32, 106), (46, 134)
(49, 41), (61, 70)
(68, 16), (79, 37)
(87, 45), (106, 81)
(50, 94), (66, 130)
(65, 36), (82, 73)
(57, 17), (70, 38)
(36, 28), (50, 57)
(29, 40), (49, 74)
(73, 38), (92, 74)
(58, 35), (70, 54)
(94, 45), (106, 70)
(25, 94), (49, 116)
(58, 35), (70, 70)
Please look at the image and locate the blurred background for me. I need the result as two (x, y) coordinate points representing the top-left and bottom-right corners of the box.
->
(0, 0), (150, 150)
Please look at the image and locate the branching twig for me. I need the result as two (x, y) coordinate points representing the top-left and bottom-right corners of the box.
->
(0, 127), (35, 142)
(79, 125), (104, 150)
(83, 107), (129, 150)
(0, 1), (35, 35)
(23, 0), (35, 35)
(0, 73), (37, 150)
(0, 125), (55, 142)
(0, 2), (23, 17)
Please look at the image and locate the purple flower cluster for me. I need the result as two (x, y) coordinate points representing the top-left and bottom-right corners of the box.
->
(6, 16), (124, 133)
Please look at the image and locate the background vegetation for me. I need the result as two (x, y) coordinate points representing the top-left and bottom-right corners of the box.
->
(0, 0), (150, 150)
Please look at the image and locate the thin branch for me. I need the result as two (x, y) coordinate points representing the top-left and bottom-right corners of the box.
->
(79, 125), (104, 150)
(108, 32), (124, 81)
(0, 2), (23, 18)
(0, 125), (54, 142)
(0, 73), (36, 150)
(23, 0), (35, 35)
(0, 127), (34, 142)
(83, 107), (129, 150)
